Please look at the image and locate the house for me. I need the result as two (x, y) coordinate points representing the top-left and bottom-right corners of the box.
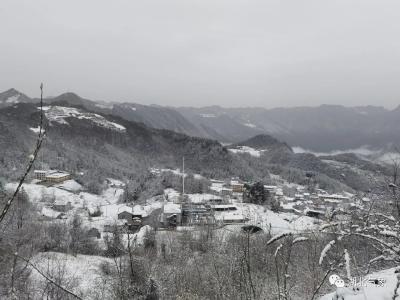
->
(34, 170), (47, 180)
(319, 194), (350, 202)
(34, 170), (71, 183)
(118, 210), (134, 221)
(214, 211), (248, 224)
(220, 188), (233, 197)
(230, 180), (244, 193)
(161, 202), (182, 226)
(210, 204), (238, 212)
(304, 208), (325, 219)
(45, 171), (71, 183)
(181, 203), (211, 224)
(208, 198), (224, 204)
(118, 206), (148, 227)
(52, 199), (72, 212)
(264, 185), (277, 194)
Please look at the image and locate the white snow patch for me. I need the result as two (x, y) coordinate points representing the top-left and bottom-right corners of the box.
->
(228, 146), (266, 157)
(5, 94), (20, 103)
(29, 126), (44, 134)
(200, 113), (216, 118)
(244, 122), (257, 128)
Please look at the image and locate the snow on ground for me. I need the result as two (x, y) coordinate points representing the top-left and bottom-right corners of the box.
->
(150, 167), (203, 180)
(236, 203), (319, 234)
(106, 178), (125, 187)
(6, 179), (126, 229)
(40, 106), (126, 132)
(6, 182), (80, 203)
(41, 207), (62, 218)
(5, 94), (20, 103)
(164, 188), (180, 202)
(228, 146), (266, 158)
(103, 225), (153, 249)
(29, 126), (45, 134)
(29, 252), (114, 299)
(320, 267), (400, 300)
(87, 197), (162, 232)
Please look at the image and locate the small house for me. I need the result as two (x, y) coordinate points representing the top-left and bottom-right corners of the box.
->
(215, 211), (248, 224)
(118, 210), (134, 221)
(304, 208), (325, 219)
(162, 202), (182, 226)
(230, 180), (244, 193)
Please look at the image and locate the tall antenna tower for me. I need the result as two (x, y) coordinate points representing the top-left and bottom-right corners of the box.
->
(182, 156), (185, 196)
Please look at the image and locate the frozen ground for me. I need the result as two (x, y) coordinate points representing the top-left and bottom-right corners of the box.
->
(29, 252), (114, 299)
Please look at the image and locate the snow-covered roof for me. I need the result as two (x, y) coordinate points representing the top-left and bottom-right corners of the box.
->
(34, 170), (47, 174)
(46, 171), (70, 178)
(211, 204), (237, 210)
(264, 185), (277, 190)
(55, 180), (82, 192)
(54, 199), (71, 206)
(318, 194), (350, 200)
(214, 212), (246, 221)
(163, 202), (181, 214)
(118, 205), (148, 217)
(41, 207), (62, 218)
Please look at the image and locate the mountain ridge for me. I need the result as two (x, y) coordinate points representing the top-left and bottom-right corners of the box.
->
(2, 88), (400, 151)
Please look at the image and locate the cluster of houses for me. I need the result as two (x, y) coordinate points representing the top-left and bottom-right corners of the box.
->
(34, 166), (357, 234)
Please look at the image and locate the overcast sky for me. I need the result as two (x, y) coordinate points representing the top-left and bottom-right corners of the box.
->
(1, 0), (400, 108)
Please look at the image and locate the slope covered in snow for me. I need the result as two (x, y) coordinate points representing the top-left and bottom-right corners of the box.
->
(41, 106), (126, 132)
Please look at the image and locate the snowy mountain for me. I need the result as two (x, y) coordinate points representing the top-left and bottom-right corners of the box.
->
(3, 88), (400, 155)
(0, 88), (34, 108)
(0, 102), (245, 181)
(174, 105), (400, 151)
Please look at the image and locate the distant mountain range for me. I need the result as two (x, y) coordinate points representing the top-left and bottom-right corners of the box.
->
(0, 88), (392, 192)
(2, 88), (400, 151)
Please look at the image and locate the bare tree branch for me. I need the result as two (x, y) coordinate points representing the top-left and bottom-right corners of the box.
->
(0, 83), (45, 225)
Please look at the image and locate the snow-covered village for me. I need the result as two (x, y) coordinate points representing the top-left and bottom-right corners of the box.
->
(3, 1), (400, 299)
(2, 156), (399, 299)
